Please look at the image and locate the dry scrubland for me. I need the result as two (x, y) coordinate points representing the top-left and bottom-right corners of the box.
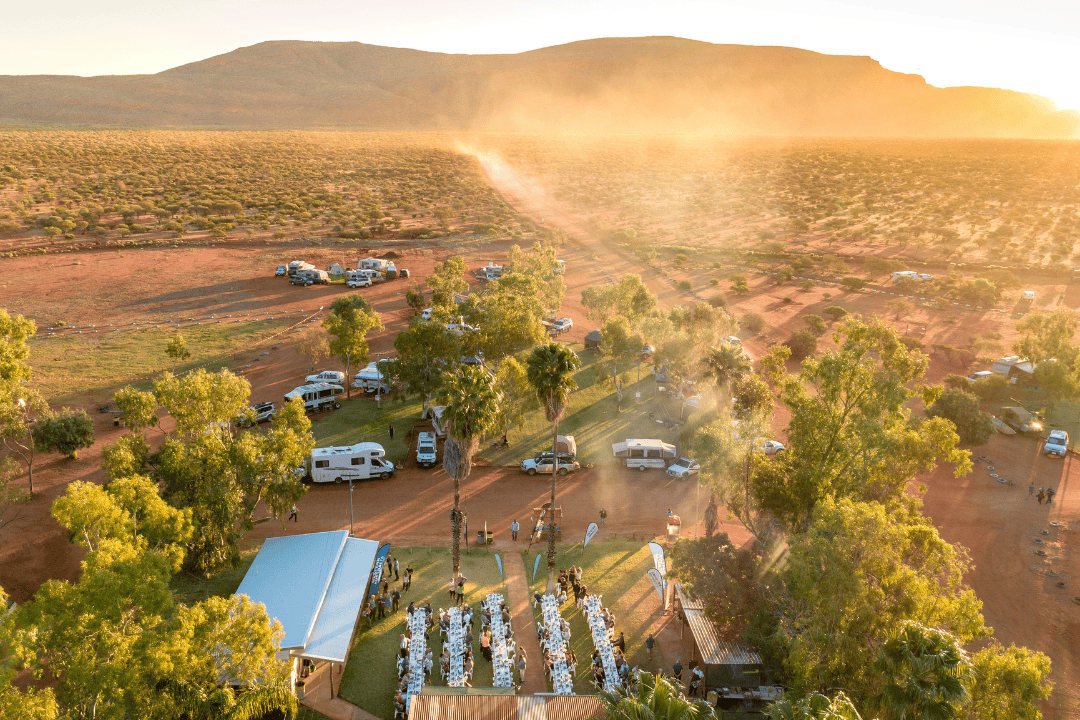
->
(479, 136), (1080, 269)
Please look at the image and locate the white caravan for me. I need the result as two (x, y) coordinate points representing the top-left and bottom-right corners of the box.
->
(284, 383), (344, 412)
(612, 438), (677, 471)
(351, 360), (390, 393)
(358, 258), (391, 273)
(309, 443), (395, 483)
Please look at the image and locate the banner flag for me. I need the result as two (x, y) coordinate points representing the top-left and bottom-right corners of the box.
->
(365, 543), (392, 601)
(647, 568), (666, 604)
(495, 554), (503, 578)
(533, 552), (543, 580)
(648, 541), (668, 578)
(583, 522), (599, 548)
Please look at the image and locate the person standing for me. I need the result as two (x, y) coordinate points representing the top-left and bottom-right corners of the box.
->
(645, 634), (655, 660)
(388, 423), (395, 439)
(1038, 489), (1045, 504)
(404, 566), (413, 591)
(599, 508), (607, 527)
(392, 588), (401, 613)
(1029, 481), (1036, 500)
(511, 519), (519, 541)
(288, 505), (298, 522)
(672, 658), (683, 682)
(615, 632), (626, 653)
(1047, 487), (1056, 504)
(516, 649), (527, 684)
(394, 557), (400, 581)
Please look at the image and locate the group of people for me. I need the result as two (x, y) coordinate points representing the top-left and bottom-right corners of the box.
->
(364, 557), (414, 626)
(446, 574), (467, 604)
(583, 594), (632, 693)
(393, 604), (432, 718)
(1029, 482), (1057, 504)
(669, 658), (706, 697)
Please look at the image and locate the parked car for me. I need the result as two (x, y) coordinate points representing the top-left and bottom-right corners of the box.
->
(1043, 430), (1069, 458)
(724, 336), (742, 346)
(666, 457), (699, 479)
(552, 317), (573, 333)
(290, 275), (313, 286)
(966, 371), (994, 383)
(918, 273), (933, 281)
(306, 370), (346, 384)
(641, 343), (656, 357)
(520, 454), (580, 476)
(416, 431), (438, 468)
(1022, 290), (1036, 301)
(275, 264), (287, 277)
(236, 401), (276, 427)
(761, 440), (786, 456)
(346, 277), (372, 288)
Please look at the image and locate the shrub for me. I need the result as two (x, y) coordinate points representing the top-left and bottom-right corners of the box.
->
(927, 387), (995, 446)
(804, 315), (827, 335)
(971, 374), (1009, 402)
(898, 336), (924, 350)
(800, 279), (815, 291)
(822, 305), (847, 321)
(943, 374), (970, 390)
(708, 294), (727, 308)
(742, 312), (765, 334)
(840, 276), (867, 291)
(784, 329), (818, 360)
(729, 274), (749, 294)
(678, 280), (692, 291)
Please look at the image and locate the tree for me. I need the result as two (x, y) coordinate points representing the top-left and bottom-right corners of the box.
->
(323, 294), (382, 399)
(0, 586), (57, 720)
(784, 329), (818, 361)
(769, 692), (869, 720)
(964, 643), (1052, 720)
(885, 298), (914, 321)
(114, 386), (158, 432)
(875, 622), (971, 720)
(729, 274), (750, 294)
(297, 330), (330, 372)
(154, 369), (249, 439)
(505, 241), (566, 313)
(33, 409), (95, 460)
(165, 333), (191, 366)
(581, 274), (657, 324)
(0, 458), (29, 546)
(600, 316), (644, 409)
(926, 388), (994, 446)
(669, 533), (766, 640)
(1013, 308), (1078, 364)
(0, 310), (39, 494)
(526, 342), (581, 592)
(392, 319), (461, 418)
(804, 315), (828, 336)
(732, 374), (772, 419)
(742, 312), (765, 334)
(439, 365), (501, 577)
(822, 305), (848, 321)
(405, 282), (426, 314)
(599, 671), (715, 720)
(471, 288), (546, 364)
(703, 343), (751, 393)
(427, 255), (469, 308)
(840, 276), (867, 292)
(769, 499), (986, 699)
(493, 357), (537, 441)
(767, 318), (970, 531)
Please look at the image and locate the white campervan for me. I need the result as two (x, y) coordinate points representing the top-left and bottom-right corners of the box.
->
(284, 382), (344, 413)
(612, 438), (677, 471)
(309, 442), (395, 483)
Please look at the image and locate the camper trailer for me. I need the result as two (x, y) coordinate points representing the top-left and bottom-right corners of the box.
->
(476, 262), (504, 281)
(612, 438), (677, 471)
(308, 443), (395, 483)
(351, 360), (390, 393)
(298, 268), (330, 285)
(284, 383), (344, 413)
(288, 261), (315, 277)
(358, 258), (391, 273)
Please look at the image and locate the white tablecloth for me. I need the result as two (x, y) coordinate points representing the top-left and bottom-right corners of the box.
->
(445, 606), (470, 687)
(583, 595), (621, 693)
(404, 609), (428, 710)
(540, 594), (574, 695)
(484, 593), (515, 688)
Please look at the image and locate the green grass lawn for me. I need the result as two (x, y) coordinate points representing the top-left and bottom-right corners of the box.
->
(522, 538), (667, 694)
(29, 319), (294, 405)
(337, 545), (510, 719)
(312, 394), (424, 467)
(479, 346), (688, 467)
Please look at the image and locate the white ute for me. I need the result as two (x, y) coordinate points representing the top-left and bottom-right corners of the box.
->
(309, 443), (395, 483)
(306, 370), (346, 384)
(666, 458), (699, 479)
(416, 431), (438, 468)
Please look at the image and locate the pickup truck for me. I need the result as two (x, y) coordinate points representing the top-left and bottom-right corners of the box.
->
(520, 453), (580, 476)
(416, 431), (438, 468)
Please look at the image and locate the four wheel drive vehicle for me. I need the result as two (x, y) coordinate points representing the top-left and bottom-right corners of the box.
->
(966, 371), (994, 383)
(416, 431), (438, 468)
(723, 336), (742, 346)
(761, 440), (786, 456)
(1022, 290), (1036, 301)
(918, 273), (933, 281)
(235, 402), (276, 427)
(290, 275), (313, 286)
(1000, 407), (1042, 434)
(421, 308), (434, 321)
(666, 458), (699, 479)
(275, 265), (287, 277)
(346, 277), (372, 288)
(306, 370), (346, 384)
(520, 454), (580, 476)
(1044, 430), (1069, 458)
(285, 383), (344, 413)
(308, 442), (395, 483)
(551, 318), (573, 333)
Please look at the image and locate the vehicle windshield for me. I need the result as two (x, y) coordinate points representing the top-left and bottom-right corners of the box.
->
(675, 458), (691, 467)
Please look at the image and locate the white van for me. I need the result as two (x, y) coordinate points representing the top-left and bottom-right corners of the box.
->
(284, 383), (343, 413)
(309, 442), (395, 483)
(612, 439), (677, 471)
(416, 432), (438, 468)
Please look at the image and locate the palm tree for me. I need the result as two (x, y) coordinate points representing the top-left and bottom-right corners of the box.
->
(703, 343), (750, 392)
(440, 364), (501, 576)
(875, 621), (971, 720)
(526, 342), (581, 594)
(157, 679), (297, 720)
(768, 690), (865, 720)
(600, 671), (715, 720)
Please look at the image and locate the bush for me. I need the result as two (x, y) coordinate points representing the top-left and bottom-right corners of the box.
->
(710, 278), (719, 286)
(840, 276), (867, 291)
(927, 387), (995, 446)
(898, 336), (924, 350)
(33, 409), (95, 460)
(742, 312), (765, 334)
(943, 374), (970, 390)
(708, 294), (727, 308)
(804, 315), (827, 336)
(776, 268), (794, 284)
(678, 280), (692, 291)
(799, 279), (814, 291)
(822, 305), (847, 321)
(729, 274), (749, 294)
(971, 374), (1009, 402)
(784, 329), (818, 360)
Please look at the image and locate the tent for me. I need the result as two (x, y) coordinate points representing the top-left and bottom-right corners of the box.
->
(584, 330), (602, 351)
(327, 262), (346, 276)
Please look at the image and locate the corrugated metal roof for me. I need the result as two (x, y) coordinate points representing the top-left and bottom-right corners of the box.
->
(300, 537), (379, 663)
(408, 695), (604, 720)
(235, 531), (347, 649)
(676, 584), (763, 666)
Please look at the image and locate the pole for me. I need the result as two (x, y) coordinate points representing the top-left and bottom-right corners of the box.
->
(694, 478), (700, 539)
(349, 479), (355, 537)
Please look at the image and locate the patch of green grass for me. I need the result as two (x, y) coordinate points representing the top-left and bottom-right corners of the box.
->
(337, 546), (509, 719)
(480, 346), (686, 467)
(29, 320), (294, 404)
(297, 707), (336, 720)
(523, 538), (666, 694)
(169, 541), (262, 604)
(312, 395), (424, 467)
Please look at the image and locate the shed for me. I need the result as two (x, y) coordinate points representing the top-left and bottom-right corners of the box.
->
(584, 330), (602, 352)
(676, 583), (763, 690)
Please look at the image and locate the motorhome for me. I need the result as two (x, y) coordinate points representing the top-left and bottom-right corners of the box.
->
(892, 271), (918, 283)
(284, 383), (343, 412)
(308, 443), (395, 483)
(351, 360), (390, 393)
(358, 258), (391, 273)
(416, 431), (438, 468)
(611, 438), (677, 471)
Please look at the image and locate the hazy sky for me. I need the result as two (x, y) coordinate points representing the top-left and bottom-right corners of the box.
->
(3, 0), (1078, 112)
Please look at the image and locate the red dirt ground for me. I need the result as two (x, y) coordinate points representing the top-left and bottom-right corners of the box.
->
(0, 157), (1075, 717)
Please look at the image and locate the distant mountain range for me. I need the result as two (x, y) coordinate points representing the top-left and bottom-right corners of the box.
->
(0, 37), (1076, 137)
